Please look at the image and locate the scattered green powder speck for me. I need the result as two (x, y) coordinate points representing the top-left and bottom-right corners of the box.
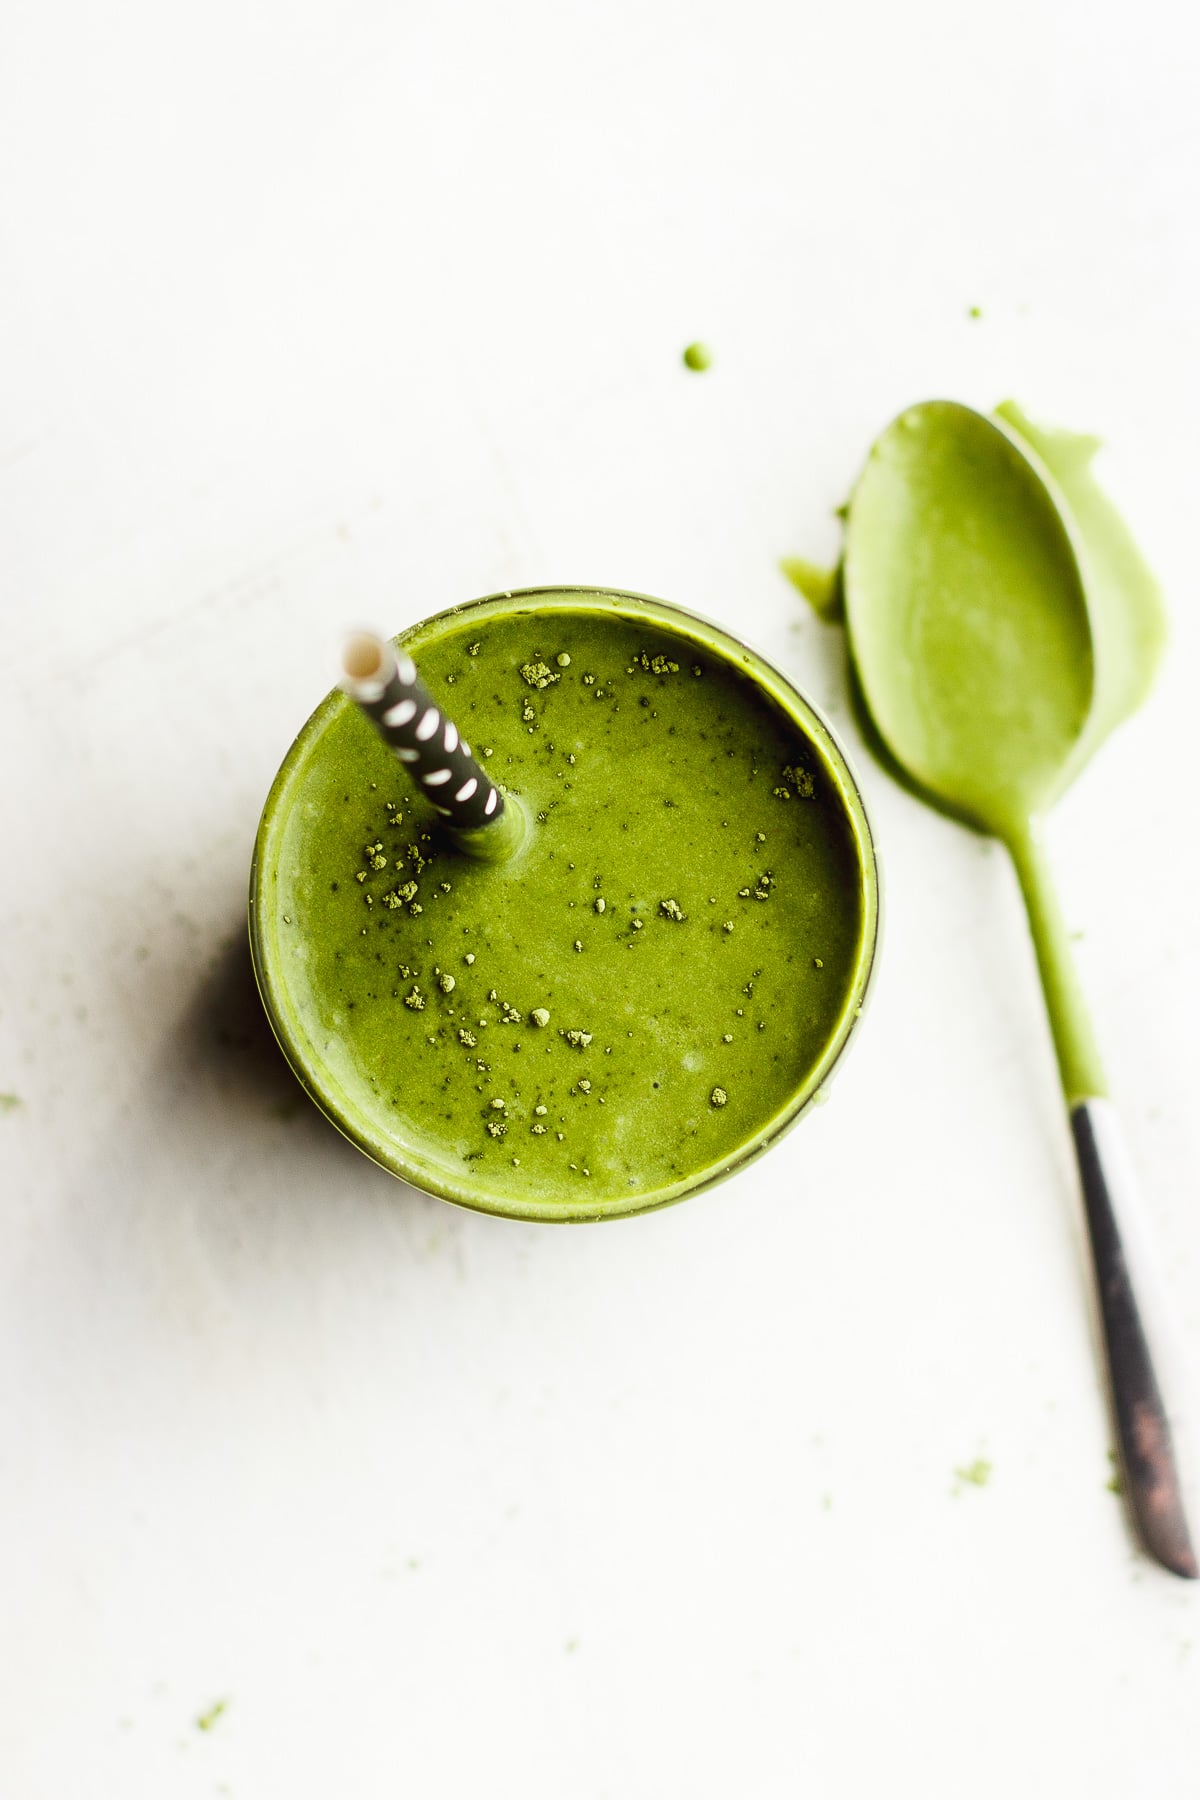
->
(196, 1700), (228, 1733)
(631, 649), (680, 675)
(954, 1458), (992, 1489)
(0, 1094), (21, 1113)
(710, 1087), (728, 1107)
(682, 342), (713, 372)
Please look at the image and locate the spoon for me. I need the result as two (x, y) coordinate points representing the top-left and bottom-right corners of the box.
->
(842, 399), (1195, 1578)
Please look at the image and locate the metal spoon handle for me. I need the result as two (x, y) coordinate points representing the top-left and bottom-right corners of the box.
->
(1071, 1099), (1197, 1578)
(1009, 824), (1197, 1575)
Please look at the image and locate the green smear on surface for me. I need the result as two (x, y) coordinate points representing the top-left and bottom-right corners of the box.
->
(0, 1093), (21, 1112)
(196, 1699), (228, 1733)
(780, 557), (843, 624)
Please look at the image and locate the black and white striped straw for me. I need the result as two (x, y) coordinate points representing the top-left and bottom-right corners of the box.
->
(341, 632), (505, 835)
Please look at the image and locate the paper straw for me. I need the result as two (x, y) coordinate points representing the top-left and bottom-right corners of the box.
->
(341, 631), (505, 834)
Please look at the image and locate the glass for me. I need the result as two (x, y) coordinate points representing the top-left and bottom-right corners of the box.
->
(249, 587), (880, 1221)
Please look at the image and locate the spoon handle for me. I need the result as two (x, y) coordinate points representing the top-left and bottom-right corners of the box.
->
(1008, 824), (1197, 1577)
(1070, 1099), (1197, 1578)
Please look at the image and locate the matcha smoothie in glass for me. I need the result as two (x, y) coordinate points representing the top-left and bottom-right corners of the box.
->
(249, 587), (879, 1221)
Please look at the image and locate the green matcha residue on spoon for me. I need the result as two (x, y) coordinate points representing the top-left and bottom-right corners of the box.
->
(842, 400), (1165, 1102)
(798, 398), (1192, 1579)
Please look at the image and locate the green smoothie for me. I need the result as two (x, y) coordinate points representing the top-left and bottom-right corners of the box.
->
(250, 588), (878, 1221)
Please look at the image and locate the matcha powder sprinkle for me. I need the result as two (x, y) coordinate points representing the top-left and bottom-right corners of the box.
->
(520, 661), (559, 689)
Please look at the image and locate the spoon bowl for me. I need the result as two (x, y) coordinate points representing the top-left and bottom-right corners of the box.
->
(845, 401), (1095, 839)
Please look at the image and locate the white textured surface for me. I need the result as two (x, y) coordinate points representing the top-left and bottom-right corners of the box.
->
(2, 3), (1199, 1795)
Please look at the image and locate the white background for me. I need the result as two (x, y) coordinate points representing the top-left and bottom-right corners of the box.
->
(2, 2), (1199, 1795)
